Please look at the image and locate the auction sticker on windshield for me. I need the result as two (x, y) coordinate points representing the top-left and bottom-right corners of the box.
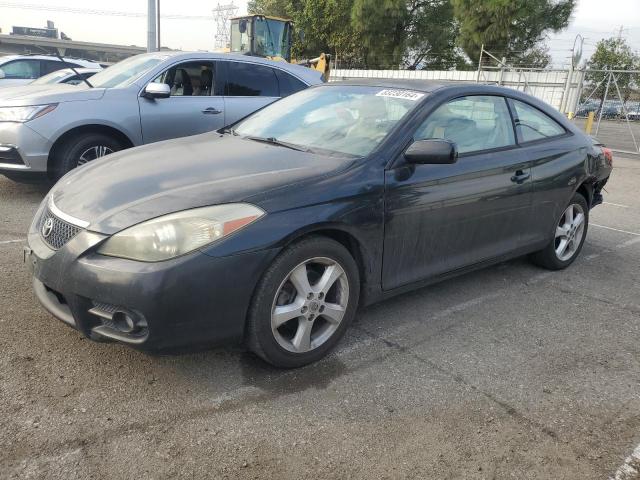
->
(376, 89), (425, 101)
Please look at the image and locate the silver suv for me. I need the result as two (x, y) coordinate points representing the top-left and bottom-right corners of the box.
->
(0, 55), (102, 88)
(0, 51), (323, 181)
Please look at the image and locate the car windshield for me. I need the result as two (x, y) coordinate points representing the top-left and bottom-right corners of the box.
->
(31, 69), (71, 85)
(89, 54), (167, 89)
(233, 85), (425, 157)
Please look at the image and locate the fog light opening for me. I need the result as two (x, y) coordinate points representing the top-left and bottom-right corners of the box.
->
(112, 310), (139, 334)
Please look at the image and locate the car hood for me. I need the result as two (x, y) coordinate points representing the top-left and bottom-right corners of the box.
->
(0, 84), (104, 106)
(51, 133), (352, 234)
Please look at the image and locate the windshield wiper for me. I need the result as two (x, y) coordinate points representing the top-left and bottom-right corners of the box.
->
(220, 127), (238, 136)
(245, 136), (310, 152)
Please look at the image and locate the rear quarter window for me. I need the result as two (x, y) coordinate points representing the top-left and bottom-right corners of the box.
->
(274, 69), (307, 97)
(225, 62), (279, 97)
(511, 99), (566, 143)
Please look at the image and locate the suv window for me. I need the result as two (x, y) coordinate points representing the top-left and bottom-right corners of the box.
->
(0, 59), (40, 79)
(225, 62), (279, 97)
(41, 60), (80, 75)
(153, 61), (217, 97)
(274, 69), (307, 97)
(415, 95), (515, 154)
(511, 99), (566, 142)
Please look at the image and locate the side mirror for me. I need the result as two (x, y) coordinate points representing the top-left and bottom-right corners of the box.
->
(239, 19), (247, 34)
(143, 82), (170, 99)
(0, 69), (5, 80)
(404, 139), (458, 165)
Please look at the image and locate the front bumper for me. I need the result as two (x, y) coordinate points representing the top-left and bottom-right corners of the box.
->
(27, 228), (279, 352)
(0, 122), (51, 173)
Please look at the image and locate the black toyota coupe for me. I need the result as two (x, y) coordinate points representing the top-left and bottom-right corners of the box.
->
(26, 80), (613, 368)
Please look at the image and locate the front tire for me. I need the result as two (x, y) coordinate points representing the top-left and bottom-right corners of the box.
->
(247, 236), (360, 368)
(53, 133), (124, 179)
(530, 192), (589, 270)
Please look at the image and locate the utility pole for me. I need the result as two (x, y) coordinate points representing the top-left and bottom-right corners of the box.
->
(157, 0), (161, 50)
(147, 0), (157, 52)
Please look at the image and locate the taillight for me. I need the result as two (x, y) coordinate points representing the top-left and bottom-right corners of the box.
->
(602, 147), (613, 166)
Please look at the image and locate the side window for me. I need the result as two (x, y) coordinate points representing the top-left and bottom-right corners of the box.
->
(415, 95), (515, 154)
(63, 75), (81, 85)
(274, 69), (307, 97)
(0, 60), (40, 79)
(511, 99), (566, 142)
(225, 62), (279, 97)
(152, 61), (217, 97)
(42, 60), (69, 75)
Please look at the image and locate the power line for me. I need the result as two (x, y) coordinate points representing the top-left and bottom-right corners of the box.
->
(0, 2), (214, 21)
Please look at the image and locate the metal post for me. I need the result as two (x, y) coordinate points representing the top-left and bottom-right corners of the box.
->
(157, 0), (161, 50)
(611, 73), (639, 153)
(595, 72), (611, 135)
(498, 57), (506, 85)
(560, 62), (573, 114)
(147, 0), (157, 52)
(476, 44), (484, 83)
(571, 68), (586, 117)
(585, 112), (595, 134)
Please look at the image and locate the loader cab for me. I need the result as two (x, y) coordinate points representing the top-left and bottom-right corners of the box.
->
(230, 15), (293, 62)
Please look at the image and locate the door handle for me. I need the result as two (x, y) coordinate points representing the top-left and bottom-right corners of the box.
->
(510, 170), (531, 184)
(202, 107), (222, 115)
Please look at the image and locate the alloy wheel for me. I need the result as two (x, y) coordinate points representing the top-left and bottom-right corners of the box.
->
(555, 203), (586, 261)
(271, 257), (349, 354)
(78, 145), (114, 166)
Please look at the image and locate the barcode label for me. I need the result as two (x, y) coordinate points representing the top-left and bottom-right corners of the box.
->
(376, 89), (425, 101)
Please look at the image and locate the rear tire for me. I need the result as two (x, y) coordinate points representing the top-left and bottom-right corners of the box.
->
(530, 192), (589, 270)
(53, 133), (124, 179)
(246, 236), (360, 368)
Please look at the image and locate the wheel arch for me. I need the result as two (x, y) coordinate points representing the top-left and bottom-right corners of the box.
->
(47, 124), (135, 177)
(575, 181), (594, 208)
(279, 223), (372, 300)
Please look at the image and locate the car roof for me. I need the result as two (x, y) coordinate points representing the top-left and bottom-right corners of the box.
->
(327, 78), (461, 93)
(0, 54), (101, 67)
(132, 50), (324, 85)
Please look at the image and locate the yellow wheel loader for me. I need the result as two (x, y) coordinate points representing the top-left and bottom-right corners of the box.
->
(228, 14), (330, 81)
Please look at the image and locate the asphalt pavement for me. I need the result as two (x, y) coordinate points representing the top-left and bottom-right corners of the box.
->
(0, 155), (639, 479)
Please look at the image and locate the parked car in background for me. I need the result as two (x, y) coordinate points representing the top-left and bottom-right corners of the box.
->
(25, 81), (613, 368)
(0, 55), (102, 87)
(29, 67), (102, 86)
(0, 51), (323, 181)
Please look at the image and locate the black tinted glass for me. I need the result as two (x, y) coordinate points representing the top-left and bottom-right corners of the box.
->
(225, 62), (278, 97)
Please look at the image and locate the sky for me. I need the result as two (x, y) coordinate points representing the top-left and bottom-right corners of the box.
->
(0, 0), (639, 67)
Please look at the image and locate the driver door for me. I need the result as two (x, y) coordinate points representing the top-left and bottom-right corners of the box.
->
(382, 95), (533, 290)
(138, 60), (225, 144)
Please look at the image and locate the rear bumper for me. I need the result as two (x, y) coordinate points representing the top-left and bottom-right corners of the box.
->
(27, 229), (280, 352)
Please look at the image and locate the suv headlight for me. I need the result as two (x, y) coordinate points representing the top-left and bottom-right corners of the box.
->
(0, 104), (57, 123)
(97, 204), (265, 262)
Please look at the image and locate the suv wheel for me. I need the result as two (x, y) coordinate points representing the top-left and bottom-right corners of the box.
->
(54, 133), (123, 178)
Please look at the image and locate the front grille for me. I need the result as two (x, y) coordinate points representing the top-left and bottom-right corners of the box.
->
(38, 207), (83, 250)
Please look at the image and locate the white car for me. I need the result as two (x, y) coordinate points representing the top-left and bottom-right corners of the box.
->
(29, 67), (103, 86)
(0, 55), (102, 88)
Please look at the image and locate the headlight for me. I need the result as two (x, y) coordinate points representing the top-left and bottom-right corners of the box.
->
(97, 204), (265, 262)
(0, 104), (57, 122)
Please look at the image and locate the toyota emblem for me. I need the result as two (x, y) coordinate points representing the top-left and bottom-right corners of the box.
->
(41, 218), (54, 238)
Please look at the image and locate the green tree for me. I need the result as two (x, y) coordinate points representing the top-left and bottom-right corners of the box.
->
(586, 37), (640, 104)
(451, 0), (575, 67)
(351, 0), (465, 69)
